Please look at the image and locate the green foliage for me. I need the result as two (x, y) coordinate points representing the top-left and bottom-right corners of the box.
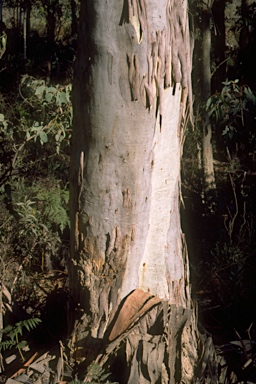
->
(0, 75), (71, 312)
(34, 186), (69, 233)
(182, 76), (256, 330)
(6, 179), (69, 260)
(19, 75), (72, 152)
(0, 318), (41, 361)
(70, 362), (118, 384)
(1, 181), (69, 274)
(198, 229), (254, 312)
(206, 79), (256, 142)
(1, 76), (72, 189)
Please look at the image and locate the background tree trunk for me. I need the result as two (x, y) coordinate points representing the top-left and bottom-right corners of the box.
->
(192, 0), (216, 209)
(70, 0), (78, 37)
(201, 2), (216, 196)
(212, 0), (226, 91)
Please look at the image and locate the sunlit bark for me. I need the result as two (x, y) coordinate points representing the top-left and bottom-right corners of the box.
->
(69, 1), (214, 382)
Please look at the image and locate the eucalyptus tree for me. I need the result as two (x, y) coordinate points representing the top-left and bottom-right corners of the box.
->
(69, 0), (223, 382)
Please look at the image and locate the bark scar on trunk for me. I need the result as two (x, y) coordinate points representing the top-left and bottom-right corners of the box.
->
(122, 188), (132, 208)
(107, 52), (113, 85)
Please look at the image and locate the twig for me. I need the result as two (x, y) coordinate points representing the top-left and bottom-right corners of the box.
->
(211, 57), (229, 78)
(225, 148), (239, 241)
(59, 340), (64, 382)
(247, 322), (253, 341)
(11, 352), (38, 379)
(234, 329), (248, 359)
(2, 284), (12, 305)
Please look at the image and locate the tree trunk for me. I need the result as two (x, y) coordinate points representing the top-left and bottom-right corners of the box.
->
(70, 0), (78, 37)
(192, 1), (216, 204)
(201, 3), (216, 196)
(0, 0), (2, 22)
(69, 0), (224, 382)
(24, 0), (31, 60)
(212, 0), (226, 92)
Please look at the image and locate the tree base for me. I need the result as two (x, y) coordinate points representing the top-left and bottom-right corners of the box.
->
(67, 289), (238, 383)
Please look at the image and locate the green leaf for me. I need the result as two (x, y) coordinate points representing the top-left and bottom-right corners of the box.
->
(65, 84), (72, 102)
(35, 85), (46, 99)
(222, 80), (231, 86)
(208, 107), (215, 118)
(222, 126), (229, 136)
(17, 340), (28, 350)
(39, 131), (48, 144)
(45, 92), (54, 103)
(244, 86), (256, 104)
(31, 122), (43, 131)
(47, 86), (57, 94)
(100, 372), (111, 380)
(206, 97), (212, 110)
(56, 91), (68, 106)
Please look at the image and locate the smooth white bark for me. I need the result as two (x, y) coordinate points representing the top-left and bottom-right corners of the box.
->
(70, 0), (192, 337)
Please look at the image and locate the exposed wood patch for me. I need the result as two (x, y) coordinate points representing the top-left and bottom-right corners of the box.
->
(122, 188), (132, 208)
(108, 289), (161, 341)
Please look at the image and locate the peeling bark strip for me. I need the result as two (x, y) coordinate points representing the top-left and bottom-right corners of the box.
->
(108, 289), (162, 341)
(71, 224), (131, 339)
(124, 0), (193, 117)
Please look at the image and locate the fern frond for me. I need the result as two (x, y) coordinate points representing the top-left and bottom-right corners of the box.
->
(0, 339), (16, 351)
(0, 318), (41, 353)
(84, 362), (119, 384)
(0, 325), (12, 335)
(24, 317), (41, 331)
(36, 186), (70, 232)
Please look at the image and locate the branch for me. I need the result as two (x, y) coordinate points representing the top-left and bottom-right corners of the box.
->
(211, 57), (229, 78)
